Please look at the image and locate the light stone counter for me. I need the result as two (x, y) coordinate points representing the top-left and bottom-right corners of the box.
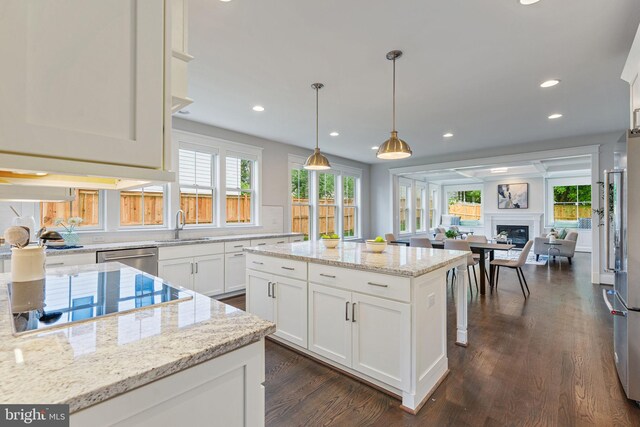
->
(0, 263), (274, 413)
(244, 241), (469, 277)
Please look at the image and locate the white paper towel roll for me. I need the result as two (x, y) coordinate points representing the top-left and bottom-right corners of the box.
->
(11, 246), (46, 282)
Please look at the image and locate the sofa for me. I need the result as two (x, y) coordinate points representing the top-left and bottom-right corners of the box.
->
(533, 231), (578, 264)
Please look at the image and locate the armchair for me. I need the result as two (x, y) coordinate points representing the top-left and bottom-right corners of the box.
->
(533, 231), (578, 264)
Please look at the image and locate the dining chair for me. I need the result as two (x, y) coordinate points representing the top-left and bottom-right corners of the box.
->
(444, 239), (478, 294)
(466, 235), (490, 281)
(410, 237), (432, 248)
(489, 240), (533, 298)
(385, 233), (396, 242)
(434, 233), (446, 241)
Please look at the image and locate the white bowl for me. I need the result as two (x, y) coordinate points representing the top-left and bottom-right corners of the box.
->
(365, 240), (387, 253)
(321, 238), (340, 249)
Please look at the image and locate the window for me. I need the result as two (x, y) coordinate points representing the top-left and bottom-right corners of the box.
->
(179, 148), (215, 225)
(343, 175), (358, 238)
(415, 183), (427, 233)
(318, 172), (337, 237)
(429, 187), (438, 229)
(447, 189), (482, 222)
(552, 184), (591, 227)
(226, 156), (255, 224)
(399, 180), (412, 233)
(120, 186), (165, 227)
(291, 167), (310, 240)
(40, 189), (102, 229)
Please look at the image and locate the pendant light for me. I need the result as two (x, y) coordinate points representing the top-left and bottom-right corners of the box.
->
(304, 83), (331, 170)
(377, 50), (412, 160)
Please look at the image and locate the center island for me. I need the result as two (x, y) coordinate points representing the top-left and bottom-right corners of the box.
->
(244, 241), (470, 413)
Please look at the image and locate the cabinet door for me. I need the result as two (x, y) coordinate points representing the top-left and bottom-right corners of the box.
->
(0, 1), (165, 169)
(225, 253), (247, 293)
(246, 270), (274, 322)
(193, 254), (225, 297)
(351, 293), (410, 389)
(308, 284), (352, 366)
(158, 259), (193, 290)
(273, 277), (307, 348)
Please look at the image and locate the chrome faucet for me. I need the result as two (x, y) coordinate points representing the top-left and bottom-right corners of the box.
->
(175, 210), (185, 239)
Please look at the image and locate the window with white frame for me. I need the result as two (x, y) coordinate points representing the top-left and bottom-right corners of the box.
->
(429, 186), (438, 229)
(40, 189), (103, 230)
(179, 147), (216, 225)
(290, 166), (310, 240)
(546, 177), (592, 228)
(226, 155), (256, 224)
(446, 187), (482, 225)
(399, 179), (412, 234)
(415, 183), (427, 233)
(343, 174), (358, 238)
(318, 172), (338, 237)
(120, 185), (165, 227)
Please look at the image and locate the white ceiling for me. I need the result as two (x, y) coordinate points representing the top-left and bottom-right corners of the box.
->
(402, 155), (592, 185)
(183, 0), (640, 164)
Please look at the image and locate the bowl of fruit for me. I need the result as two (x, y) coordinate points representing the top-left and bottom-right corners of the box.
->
(320, 234), (340, 248)
(366, 236), (387, 253)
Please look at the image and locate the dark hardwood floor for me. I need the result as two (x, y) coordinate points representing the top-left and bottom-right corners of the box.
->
(221, 253), (640, 426)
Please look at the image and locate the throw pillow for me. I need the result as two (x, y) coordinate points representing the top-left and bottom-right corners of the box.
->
(558, 229), (568, 240)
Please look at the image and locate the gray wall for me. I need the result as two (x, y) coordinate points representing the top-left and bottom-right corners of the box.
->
(174, 118), (372, 239)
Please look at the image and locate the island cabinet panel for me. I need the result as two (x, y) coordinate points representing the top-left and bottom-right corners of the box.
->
(193, 254), (225, 296)
(0, 0), (166, 169)
(351, 293), (410, 389)
(246, 269), (307, 348)
(308, 264), (411, 302)
(308, 284), (352, 366)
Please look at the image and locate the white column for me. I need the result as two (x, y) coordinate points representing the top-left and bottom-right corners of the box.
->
(455, 262), (468, 347)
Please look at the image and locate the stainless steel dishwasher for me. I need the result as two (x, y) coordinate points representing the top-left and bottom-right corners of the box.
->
(96, 247), (158, 276)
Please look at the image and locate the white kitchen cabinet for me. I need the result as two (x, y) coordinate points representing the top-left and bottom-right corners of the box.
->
(289, 236), (305, 243)
(158, 255), (224, 297)
(171, 0), (194, 112)
(225, 252), (247, 293)
(250, 237), (287, 247)
(246, 270), (308, 348)
(308, 283), (410, 388)
(0, 0), (170, 173)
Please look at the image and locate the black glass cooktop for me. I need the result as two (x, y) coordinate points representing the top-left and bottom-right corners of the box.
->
(7, 264), (192, 336)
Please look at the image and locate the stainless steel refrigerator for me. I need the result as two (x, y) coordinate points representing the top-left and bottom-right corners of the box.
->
(603, 130), (640, 405)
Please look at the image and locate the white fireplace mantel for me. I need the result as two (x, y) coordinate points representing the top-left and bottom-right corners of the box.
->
(485, 212), (544, 239)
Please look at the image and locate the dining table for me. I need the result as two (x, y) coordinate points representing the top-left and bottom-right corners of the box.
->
(390, 239), (516, 295)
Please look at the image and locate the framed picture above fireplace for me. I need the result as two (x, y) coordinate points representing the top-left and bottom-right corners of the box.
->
(498, 183), (528, 209)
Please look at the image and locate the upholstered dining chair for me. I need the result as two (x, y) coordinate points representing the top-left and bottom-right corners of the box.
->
(489, 240), (533, 298)
(466, 234), (490, 281)
(434, 233), (447, 241)
(444, 239), (479, 295)
(410, 237), (432, 248)
(385, 233), (396, 244)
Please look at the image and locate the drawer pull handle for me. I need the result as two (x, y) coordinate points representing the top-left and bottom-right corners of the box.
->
(277, 241), (285, 244)
(234, 253), (245, 257)
(46, 262), (65, 267)
(345, 301), (350, 321)
(320, 273), (336, 278)
(281, 266), (295, 271)
(352, 303), (356, 322)
(252, 261), (264, 265)
(268, 281), (272, 297)
(257, 243), (266, 246)
(234, 245), (244, 248)
(272, 283), (276, 298)
(367, 282), (388, 288)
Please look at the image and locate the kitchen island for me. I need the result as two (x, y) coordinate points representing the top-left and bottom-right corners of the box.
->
(244, 241), (469, 413)
(0, 262), (274, 427)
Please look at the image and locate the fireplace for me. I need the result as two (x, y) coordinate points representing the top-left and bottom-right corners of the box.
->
(496, 225), (529, 249)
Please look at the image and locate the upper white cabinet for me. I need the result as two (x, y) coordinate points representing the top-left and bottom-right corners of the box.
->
(171, 0), (194, 113)
(622, 24), (640, 128)
(0, 0), (178, 186)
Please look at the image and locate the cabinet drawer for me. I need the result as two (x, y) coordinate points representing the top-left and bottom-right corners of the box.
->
(250, 237), (287, 247)
(4, 252), (96, 272)
(159, 243), (224, 260)
(224, 240), (251, 253)
(246, 254), (307, 281)
(309, 264), (410, 303)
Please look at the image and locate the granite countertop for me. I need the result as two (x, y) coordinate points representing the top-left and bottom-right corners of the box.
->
(244, 241), (469, 277)
(0, 232), (304, 260)
(0, 263), (275, 413)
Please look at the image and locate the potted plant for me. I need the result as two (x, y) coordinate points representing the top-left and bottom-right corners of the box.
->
(54, 217), (83, 246)
(445, 230), (458, 239)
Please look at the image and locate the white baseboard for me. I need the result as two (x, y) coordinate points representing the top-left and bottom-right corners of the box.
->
(593, 271), (614, 285)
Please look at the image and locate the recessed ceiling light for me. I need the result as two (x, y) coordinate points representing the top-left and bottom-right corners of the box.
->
(443, 133), (454, 138)
(329, 132), (339, 137)
(548, 113), (563, 119)
(177, 110), (190, 115)
(371, 146), (379, 150)
(220, 0), (232, 2)
(491, 167), (509, 174)
(540, 79), (560, 88)
(519, 0), (540, 5)
(252, 105), (265, 112)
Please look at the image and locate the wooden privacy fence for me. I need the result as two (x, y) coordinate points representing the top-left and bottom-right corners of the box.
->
(448, 203), (481, 220)
(41, 189), (100, 227)
(291, 198), (355, 236)
(553, 205), (592, 221)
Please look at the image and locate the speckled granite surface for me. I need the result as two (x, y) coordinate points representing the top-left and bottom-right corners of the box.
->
(244, 241), (469, 277)
(0, 263), (274, 413)
(0, 232), (303, 260)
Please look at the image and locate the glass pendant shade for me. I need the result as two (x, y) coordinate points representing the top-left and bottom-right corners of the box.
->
(377, 131), (412, 159)
(304, 148), (331, 170)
